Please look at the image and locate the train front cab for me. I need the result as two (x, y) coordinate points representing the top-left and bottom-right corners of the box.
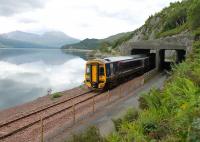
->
(85, 61), (106, 89)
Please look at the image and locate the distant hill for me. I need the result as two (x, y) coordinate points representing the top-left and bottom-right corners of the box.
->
(62, 38), (101, 50)
(62, 32), (132, 50)
(1, 31), (80, 48)
(0, 36), (47, 48)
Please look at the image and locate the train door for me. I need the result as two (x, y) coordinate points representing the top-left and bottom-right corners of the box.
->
(91, 64), (99, 88)
(92, 64), (97, 82)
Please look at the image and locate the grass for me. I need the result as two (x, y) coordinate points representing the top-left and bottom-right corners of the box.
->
(51, 93), (62, 99)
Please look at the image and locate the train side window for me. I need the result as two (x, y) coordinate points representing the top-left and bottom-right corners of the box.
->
(113, 63), (118, 74)
(110, 63), (114, 75)
(106, 64), (111, 77)
(99, 67), (104, 76)
(86, 65), (91, 74)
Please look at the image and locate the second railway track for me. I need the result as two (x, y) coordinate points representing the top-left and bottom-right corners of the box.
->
(0, 89), (102, 140)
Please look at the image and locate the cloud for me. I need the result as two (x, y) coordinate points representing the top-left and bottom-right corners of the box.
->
(18, 18), (38, 23)
(0, 0), (180, 39)
(0, 0), (48, 16)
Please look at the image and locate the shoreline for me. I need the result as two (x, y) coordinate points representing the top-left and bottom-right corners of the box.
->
(0, 86), (88, 124)
(0, 47), (93, 52)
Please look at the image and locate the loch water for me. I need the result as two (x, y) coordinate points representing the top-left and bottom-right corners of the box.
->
(0, 48), (87, 110)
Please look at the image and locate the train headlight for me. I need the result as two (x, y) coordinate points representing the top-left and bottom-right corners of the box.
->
(99, 83), (104, 88)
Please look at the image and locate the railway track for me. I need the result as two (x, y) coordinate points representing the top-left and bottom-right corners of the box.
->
(0, 89), (102, 141)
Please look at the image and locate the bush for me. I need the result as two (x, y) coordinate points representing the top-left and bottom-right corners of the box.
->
(188, 0), (200, 30)
(68, 126), (105, 142)
(188, 118), (200, 141)
(138, 95), (148, 110)
(112, 108), (139, 132)
(51, 93), (62, 99)
(193, 27), (200, 40)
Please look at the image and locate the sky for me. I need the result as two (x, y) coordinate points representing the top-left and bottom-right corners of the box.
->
(0, 0), (180, 39)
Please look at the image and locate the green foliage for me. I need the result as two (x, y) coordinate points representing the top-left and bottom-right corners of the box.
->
(98, 32), (134, 54)
(163, 4), (187, 32)
(143, 0), (200, 38)
(188, 0), (200, 30)
(157, 23), (188, 38)
(188, 118), (200, 141)
(67, 126), (105, 142)
(112, 108), (139, 131)
(193, 28), (200, 41)
(111, 32), (134, 49)
(138, 94), (148, 110)
(51, 93), (62, 99)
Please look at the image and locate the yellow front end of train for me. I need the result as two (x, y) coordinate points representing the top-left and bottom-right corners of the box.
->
(84, 60), (106, 89)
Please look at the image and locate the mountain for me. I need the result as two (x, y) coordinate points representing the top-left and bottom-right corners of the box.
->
(0, 36), (48, 48)
(1, 31), (80, 48)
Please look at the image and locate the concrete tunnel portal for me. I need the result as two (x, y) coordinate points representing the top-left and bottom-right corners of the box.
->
(131, 48), (186, 71)
(121, 40), (188, 71)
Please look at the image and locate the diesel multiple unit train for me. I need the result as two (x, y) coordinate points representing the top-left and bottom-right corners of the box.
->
(84, 54), (155, 89)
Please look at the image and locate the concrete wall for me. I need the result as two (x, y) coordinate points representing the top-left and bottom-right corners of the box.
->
(119, 38), (189, 71)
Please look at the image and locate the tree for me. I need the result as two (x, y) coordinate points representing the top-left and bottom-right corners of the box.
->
(188, 0), (200, 30)
(163, 6), (187, 31)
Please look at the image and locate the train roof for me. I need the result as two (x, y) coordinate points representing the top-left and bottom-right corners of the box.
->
(103, 54), (147, 62)
(87, 54), (148, 64)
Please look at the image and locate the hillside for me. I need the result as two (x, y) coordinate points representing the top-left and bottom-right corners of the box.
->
(1, 31), (80, 48)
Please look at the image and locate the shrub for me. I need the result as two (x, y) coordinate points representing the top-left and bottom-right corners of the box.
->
(112, 108), (139, 132)
(138, 95), (148, 110)
(68, 126), (104, 142)
(139, 89), (162, 110)
(51, 93), (62, 99)
(193, 27), (200, 40)
(112, 118), (123, 132)
(188, 118), (200, 141)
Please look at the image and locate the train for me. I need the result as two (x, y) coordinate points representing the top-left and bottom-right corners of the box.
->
(84, 54), (155, 89)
